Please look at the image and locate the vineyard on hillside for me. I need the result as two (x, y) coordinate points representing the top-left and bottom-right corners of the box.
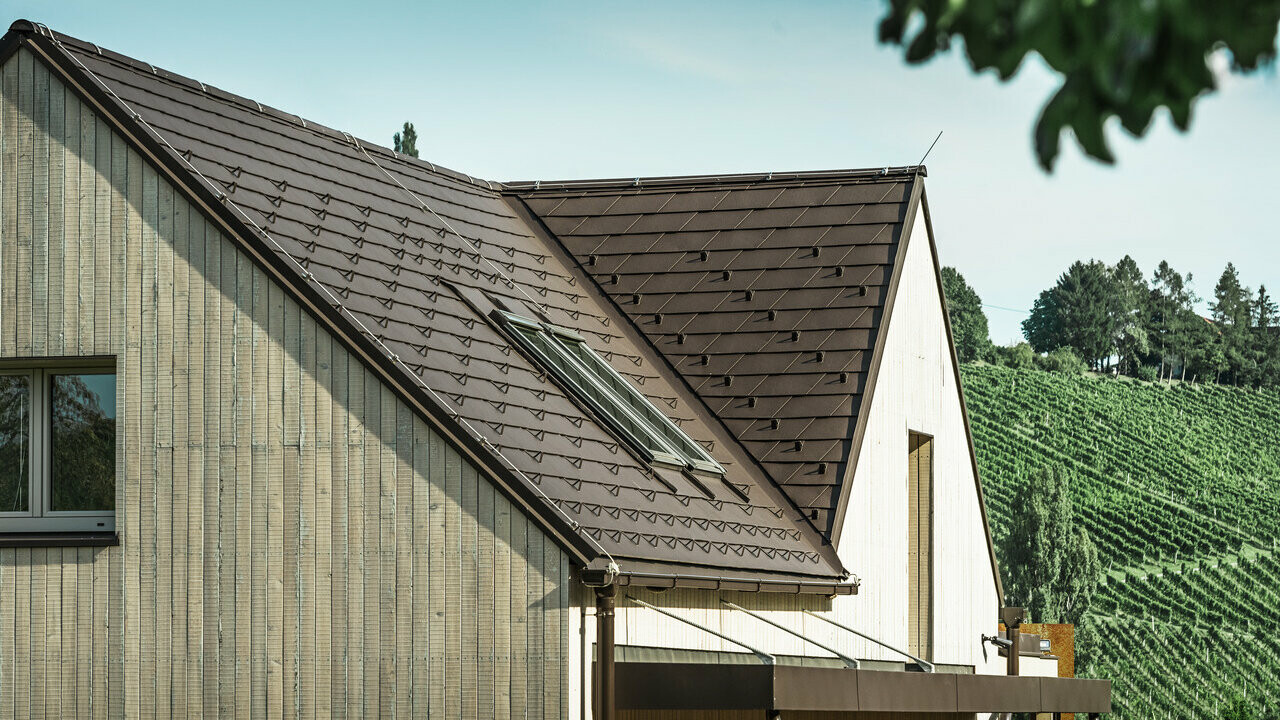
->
(960, 364), (1280, 720)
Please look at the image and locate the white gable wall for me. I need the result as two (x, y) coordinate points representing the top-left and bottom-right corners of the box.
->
(834, 201), (1003, 673)
(575, 202), (1006, 711)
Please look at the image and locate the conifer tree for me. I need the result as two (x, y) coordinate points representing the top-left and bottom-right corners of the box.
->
(392, 121), (419, 158)
(940, 266), (992, 362)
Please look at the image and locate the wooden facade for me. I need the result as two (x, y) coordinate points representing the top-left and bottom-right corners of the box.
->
(0, 47), (569, 719)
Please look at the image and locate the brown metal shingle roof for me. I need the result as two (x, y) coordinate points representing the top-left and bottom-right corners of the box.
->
(514, 173), (918, 538)
(13, 20), (854, 583)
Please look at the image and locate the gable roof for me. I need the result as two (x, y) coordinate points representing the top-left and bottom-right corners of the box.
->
(511, 171), (920, 541)
(4, 20), (859, 590)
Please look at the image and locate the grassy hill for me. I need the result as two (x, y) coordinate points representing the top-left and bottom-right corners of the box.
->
(960, 364), (1280, 720)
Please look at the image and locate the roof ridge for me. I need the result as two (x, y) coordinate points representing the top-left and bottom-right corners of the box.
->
(12, 19), (502, 194)
(504, 166), (926, 193)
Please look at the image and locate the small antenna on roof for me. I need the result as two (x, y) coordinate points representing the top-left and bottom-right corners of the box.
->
(917, 130), (943, 168)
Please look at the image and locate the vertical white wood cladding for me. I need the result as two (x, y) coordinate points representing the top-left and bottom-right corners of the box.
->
(0, 48), (570, 718)
(593, 205), (1002, 680)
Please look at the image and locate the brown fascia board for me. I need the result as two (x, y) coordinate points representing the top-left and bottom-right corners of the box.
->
(616, 662), (1112, 714)
(827, 173), (925, 550)
(8, 21), (599, 564)
(600, 558), (858, 595)
(918, 190), (1005, 601)
(502, 165), (927, 193)
(505, 193), (850, 578)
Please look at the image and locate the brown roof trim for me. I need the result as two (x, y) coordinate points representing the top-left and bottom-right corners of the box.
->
(919, 190), (1005, 600)
(610, 566), (857, 596)
(616, 662), (1111, 714)
(827, 173), (925, 548)
(7, 22), (599, 564)
(504, 165), (927, 193)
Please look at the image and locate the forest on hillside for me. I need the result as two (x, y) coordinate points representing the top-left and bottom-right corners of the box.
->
(943, 259), (1280, 386)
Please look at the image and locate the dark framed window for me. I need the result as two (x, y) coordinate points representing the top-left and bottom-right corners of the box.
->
(500, 312), (724, 476)
(0, 362), (116, 533)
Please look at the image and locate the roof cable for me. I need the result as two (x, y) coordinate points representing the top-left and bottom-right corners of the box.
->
(339, 132), (555, 319)
(35, 26), (617, 570)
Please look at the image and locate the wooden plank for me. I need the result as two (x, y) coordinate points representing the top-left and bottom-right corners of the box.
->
(30, 548), (45, 718)
(509, 504), (529, 717)
(427, 431), (447, 717)
(544, 534), (562, 720)
(275, 288), (297, 720)
(183, 201), (205, 720)
(234, 253), (255, 719)
(461, 460), (480, 719)
(250, 264), (270, 718)
(122, 145), (144, 720)
(76, 82), (94, 355)
(200, 218), (221, 720)
(314, 322), (334, 720)
(1, 52), (18, 357)
(377, 385), (396, 717)
(103, 547), (120, 719)
(395, 401), (413, 719)
(494, 491), (513, 720)
(298, 310), (318, 720)
(140, 158), (163, 720)
(60, 81), (79, 354)
(14, 48), (34, 356)
(346, 361), (366, 719)
(14, 549), (31, 718)
(30, 51), (48, 356)
(45, 550), (62, 719)
(0, 550), (11, 714)
(362, 373), (382, 717)
(157, 173), (178, 720)
(330, 345), (350, 720)
(477, 471), (497, 719)
(77, 549), (92, 717)
(410, 418), (430, 718)
(45, 66), (64, 357)
(62, 547), (79, 717)
(527, 522), (545, 720)
(230, 240), (252, 719)
(444, 439), (462, 720)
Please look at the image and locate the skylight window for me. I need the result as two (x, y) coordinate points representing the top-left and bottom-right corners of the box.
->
(500, 312), (724, 476)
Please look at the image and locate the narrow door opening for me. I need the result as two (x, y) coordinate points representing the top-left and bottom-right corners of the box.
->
(907, 432), (933, 660)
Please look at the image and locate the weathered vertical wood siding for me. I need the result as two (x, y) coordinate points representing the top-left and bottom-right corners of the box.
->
(0, 47), (569, 719)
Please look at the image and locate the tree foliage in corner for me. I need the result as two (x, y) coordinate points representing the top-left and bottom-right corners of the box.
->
(878, 0), (1280, 170)
(1001, 464), (1100, 626)
(393, 121), (419, 158)
(941, 266), (992, 362)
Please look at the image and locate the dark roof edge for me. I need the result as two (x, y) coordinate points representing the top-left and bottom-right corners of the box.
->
(7, 19), (501, 194)
(504, 166), (927, 193)
(618, 571), (855, 596)
(10, 22), (600, 565)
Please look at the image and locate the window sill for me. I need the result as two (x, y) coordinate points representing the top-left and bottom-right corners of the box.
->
(0, 532), (119, 548)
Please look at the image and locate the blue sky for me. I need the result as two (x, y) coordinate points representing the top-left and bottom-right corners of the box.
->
(11, 1), (1279, 343)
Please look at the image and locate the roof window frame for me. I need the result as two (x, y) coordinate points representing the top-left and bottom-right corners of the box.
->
(497, 311), (725, 476)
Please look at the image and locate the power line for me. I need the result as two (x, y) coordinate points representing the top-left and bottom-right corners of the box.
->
(983, 303), (1029, 314)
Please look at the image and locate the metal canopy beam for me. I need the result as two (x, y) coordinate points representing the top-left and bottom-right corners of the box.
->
(615, 661), (1113, 714)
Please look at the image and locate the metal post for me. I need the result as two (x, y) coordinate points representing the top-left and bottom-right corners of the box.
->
(596, 584), (617, 720)
(1000, 607), (1024, 677)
